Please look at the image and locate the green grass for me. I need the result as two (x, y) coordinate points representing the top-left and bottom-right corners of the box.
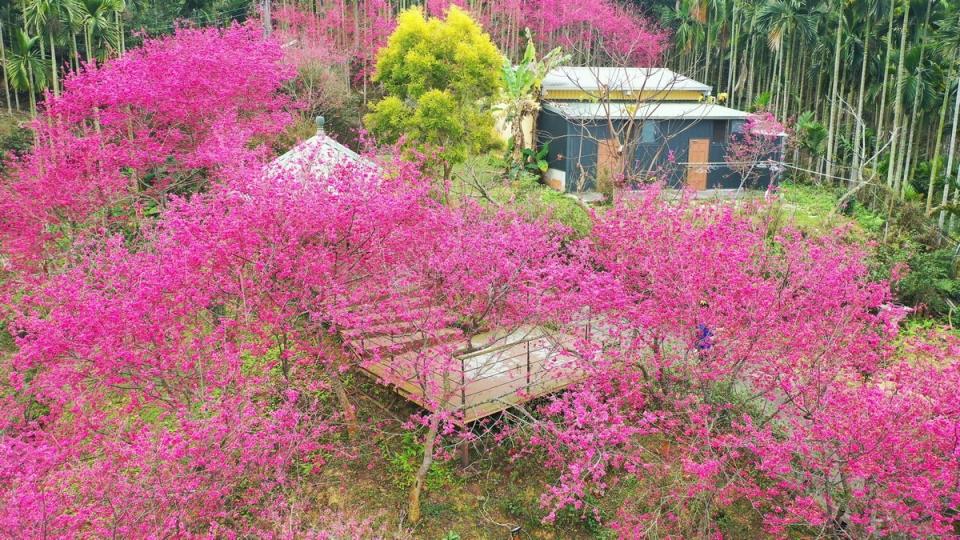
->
(453, 154), (592, 237)
(777, 180), (848, 231)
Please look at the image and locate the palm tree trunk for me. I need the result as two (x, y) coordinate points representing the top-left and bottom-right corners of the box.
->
(704, 10), (711, 83)
(27, 66), (36, 116)
(85, 26), (93, 62)
(825, 3), (844, 181)
(117, 10), (125, 55)
(727, 2), (738, 99)
(0, 19), (11, 114)
(849, 23), (870, 187)
(782, 32), (795, 119)
(877, 0), (896, 141)
(940, 71), (960, 230)
(886, 0), (910, 191)
(899, 112), (918, 198)
(746, 34), (756, 106)
(926, 74), (951, 213)
(71, 33), (79, 70)
(48, 30), (58, 97)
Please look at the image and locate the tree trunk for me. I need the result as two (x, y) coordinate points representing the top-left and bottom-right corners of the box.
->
(407, 413), (441, 524)
(939, 68), (960, 230)
(781, 33), (794, 119)
(704, 10), (711, 83)
(0, 19), (11, 114)
(896, 0), (929, 198)
(899, 113), (917, 198)
(746, 34), (756, 107)
(825, 3), (843, 181)
(849, 22), (869, 187)
(727, 3), (738, 100)
(886, 1), (910, 191)
(926, 75), (950, 212)
(327, 365), (359, 439)
(877, 1), (896, 142)
(85, 27), (93, 62)
(49, 30), (59, 97)
(117, 10), (125, 55)
(71, 33), (79, 70)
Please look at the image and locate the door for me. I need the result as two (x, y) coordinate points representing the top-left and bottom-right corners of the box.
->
(687, 138), (709, 190)
(597, 138), (622, 193)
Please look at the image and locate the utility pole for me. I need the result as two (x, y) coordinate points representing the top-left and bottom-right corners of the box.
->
(262, 0), (272, 37)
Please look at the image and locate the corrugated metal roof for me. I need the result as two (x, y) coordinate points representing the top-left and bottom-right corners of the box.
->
(543, 101), (751, 120)
(542, 67), (712, 95)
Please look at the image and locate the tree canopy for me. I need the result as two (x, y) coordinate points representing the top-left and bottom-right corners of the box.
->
(364, 6), (503, 178)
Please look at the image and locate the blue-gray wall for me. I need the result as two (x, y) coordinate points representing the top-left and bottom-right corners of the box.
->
(536, 111), (782, 192)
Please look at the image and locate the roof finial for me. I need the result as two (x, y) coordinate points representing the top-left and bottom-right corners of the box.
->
(315, 115), (325, 135)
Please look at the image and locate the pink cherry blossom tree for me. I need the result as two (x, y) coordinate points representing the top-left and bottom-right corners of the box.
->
(724, 111), (788, 190)
(532, 188), (959, 537)
(0, 23), (295, 270)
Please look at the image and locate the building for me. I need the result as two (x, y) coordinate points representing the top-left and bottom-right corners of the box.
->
(537, 67), (785, 193)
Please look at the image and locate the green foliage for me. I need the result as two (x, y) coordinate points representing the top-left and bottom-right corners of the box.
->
(894, 248), (960, 318)
(0, 115), (33, 173)
(553, 494), (608, 536)
(777, 180), (846, 231)
(500, 29), (562, 100)
(779, 180), (960, 321)
(749, 91), (771, 112)
(364, 6), (503, 177)
(521, 143), (549, 174)
(794, 111), (827, 157)
(126, 0), (251, 37)
(379, 432), (458, 491)
(536, 187), (591, 236)
(441, 532), (461, 540)
(5, 29), (49, 94)
(458, 155), (592, 236)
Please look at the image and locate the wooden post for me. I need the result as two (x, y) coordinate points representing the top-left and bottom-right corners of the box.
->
(525, 341), (531, 389)
(460, 356), (466, 409)
(460, 439), (470, 468)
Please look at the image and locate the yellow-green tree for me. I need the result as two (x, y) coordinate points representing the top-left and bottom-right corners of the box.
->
(364, 6), (502, 180)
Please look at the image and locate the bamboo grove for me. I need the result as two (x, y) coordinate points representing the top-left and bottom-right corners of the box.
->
(0, 0), (252, 114)
(655, 0), (960, 233)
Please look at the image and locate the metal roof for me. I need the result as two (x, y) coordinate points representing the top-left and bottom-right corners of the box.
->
(543, 101), (751, 121)
(542, 67), (712, 95)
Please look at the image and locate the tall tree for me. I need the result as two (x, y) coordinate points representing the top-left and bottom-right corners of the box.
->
(4, 28), (48, 113)
(364, 6), (503, 181)
(824, 0), (843, 181)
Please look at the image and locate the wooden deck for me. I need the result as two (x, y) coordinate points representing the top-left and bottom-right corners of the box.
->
(348, 323), (587, 423)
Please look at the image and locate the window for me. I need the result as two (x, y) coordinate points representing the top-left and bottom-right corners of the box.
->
(731, 119), (746, 134)
(640, 121), (659, 144)
(713, 120), (729, 144)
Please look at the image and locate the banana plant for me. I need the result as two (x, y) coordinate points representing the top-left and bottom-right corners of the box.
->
(498, 28), (569, 162)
